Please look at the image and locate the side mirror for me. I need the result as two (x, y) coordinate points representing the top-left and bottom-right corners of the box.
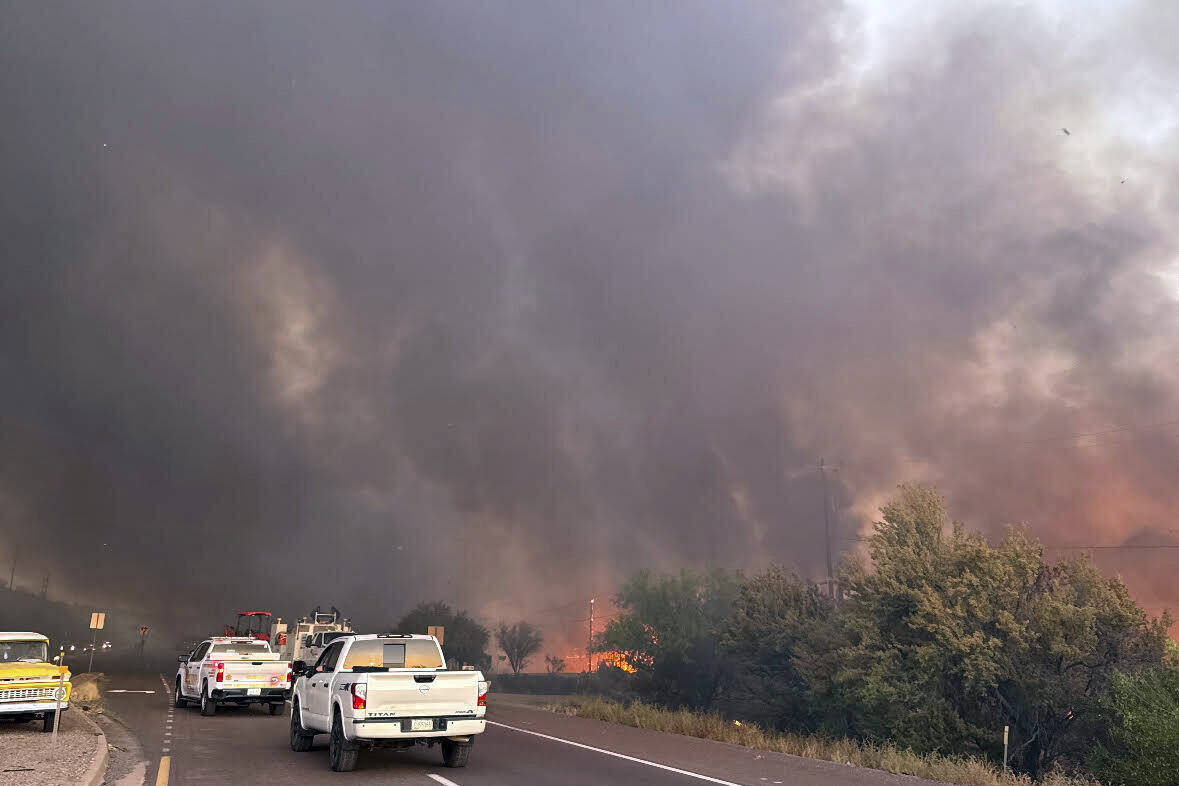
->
(291, 660), (307, 677)
(178, 655), (188, 663)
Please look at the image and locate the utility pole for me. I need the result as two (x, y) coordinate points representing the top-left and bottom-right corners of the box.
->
(40, 572), (49, 599)
(588, 598), (595, 673)
(819, 459), (835, 602)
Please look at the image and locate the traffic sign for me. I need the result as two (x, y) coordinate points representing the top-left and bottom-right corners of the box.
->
(139, 626), (149, 637)
(427, 625), (444, 645)
(89, 612), (105, 630)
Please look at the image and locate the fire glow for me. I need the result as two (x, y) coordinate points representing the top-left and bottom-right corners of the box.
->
(595, 651), (637, 673)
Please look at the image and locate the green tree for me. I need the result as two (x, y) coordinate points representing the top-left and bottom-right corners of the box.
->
(719, 566), (843, 731)
(1090, 667), (1179, 786)
(496, 621), (543, 674)
(544, 654), (567, 673)
(832, 486), (1168, 777)
(1164, 638), (1179, 669)
(595, 568), (741, 709)
(395, 602), (491, 670)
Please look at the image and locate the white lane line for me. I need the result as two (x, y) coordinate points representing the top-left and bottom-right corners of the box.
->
(427, 775), (462, 786)
(486, 721), (744, 786)
(108, 689), (156, 694)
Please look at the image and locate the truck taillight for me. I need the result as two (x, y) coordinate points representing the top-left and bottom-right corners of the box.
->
(477, 680), (489, 707)
(350, 682), (367, 710)
(215, 662), (224, 683)
(285, 664), (292, 684)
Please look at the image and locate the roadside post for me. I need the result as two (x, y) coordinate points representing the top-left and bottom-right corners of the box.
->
(1003, 725), (1009, 774)
(138, 625), (150, 659)
(88, 612), (105, 672)
(51, 645), (65, 749)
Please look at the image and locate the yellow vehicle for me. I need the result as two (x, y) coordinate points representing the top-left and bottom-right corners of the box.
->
(0, 632), (71, 731)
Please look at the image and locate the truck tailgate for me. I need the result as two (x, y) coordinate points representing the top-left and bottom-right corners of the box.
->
(365, 672), (478, 717)
(217, 659), (288, 688)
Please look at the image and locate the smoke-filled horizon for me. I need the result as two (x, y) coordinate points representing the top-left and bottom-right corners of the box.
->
(3, 0), (1178, 644)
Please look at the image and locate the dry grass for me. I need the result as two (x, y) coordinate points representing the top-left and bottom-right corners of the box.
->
(70, 672), (103, 703)
(546, 697), (1100, 786)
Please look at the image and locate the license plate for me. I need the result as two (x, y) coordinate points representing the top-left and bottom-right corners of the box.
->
(411, 718), (433, 731)
(247, 688), (261, 696)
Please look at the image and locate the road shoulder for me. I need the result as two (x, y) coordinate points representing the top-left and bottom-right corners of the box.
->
(76, 709), (109, 786)
(488, 700), (944, 786)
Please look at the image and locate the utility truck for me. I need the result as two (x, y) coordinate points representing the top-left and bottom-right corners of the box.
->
(270, 606), (352, 663)
(289, 633), (487, 772)
(176, 636), (290, 716)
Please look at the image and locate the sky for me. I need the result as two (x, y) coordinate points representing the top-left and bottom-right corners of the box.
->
(2, 0), (1178, 650)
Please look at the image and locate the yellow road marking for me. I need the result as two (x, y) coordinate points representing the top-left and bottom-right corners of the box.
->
(155, 755), (171, 786)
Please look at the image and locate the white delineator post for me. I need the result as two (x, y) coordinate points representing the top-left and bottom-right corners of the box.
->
(51, 646), (65, 749)
(1003, 725), (1009, 774)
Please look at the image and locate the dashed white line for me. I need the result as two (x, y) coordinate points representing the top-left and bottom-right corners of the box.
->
(486, 721), (745, 786)
(427, 775), (463, 786)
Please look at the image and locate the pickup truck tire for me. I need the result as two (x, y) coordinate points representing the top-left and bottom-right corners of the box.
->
(268, 701), (284, 715)
(174, 679), (187, 708)
(441, 739), (471, 768)
(41, 711), (56, 733)
(199, 683), (217, 716)
(289, 701), (314, 752)
(328, 709), (358, 772)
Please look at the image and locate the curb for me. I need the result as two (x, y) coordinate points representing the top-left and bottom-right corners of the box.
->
(75, 710), (109, 786)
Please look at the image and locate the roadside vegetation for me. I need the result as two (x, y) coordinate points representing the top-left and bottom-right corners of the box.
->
(584, 486), (1175, 784)
(549, 696), (1099, 786)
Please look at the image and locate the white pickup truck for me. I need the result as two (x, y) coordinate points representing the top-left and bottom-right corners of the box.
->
(175, 637), (290, 716)
(289, 633), (488, 772)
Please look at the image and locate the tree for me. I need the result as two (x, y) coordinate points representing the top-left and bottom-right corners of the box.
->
(595, 568), (741, 709)
(495, 621), (542, 675)
(1164, 638), (1179, 669)
(719, 567), (842, 731)
(395, 602), (491, 670)
(1090, 667), (1179, 786)
(831, 486), (1169, 777)
(544, 654), (567, 673)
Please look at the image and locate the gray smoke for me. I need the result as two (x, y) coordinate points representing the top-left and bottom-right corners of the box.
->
(2, 0), (1177, 642)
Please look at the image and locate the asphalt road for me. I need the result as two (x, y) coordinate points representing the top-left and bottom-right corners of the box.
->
(98, 671), (940, 786)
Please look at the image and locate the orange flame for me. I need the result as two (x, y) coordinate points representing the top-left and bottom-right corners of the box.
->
(595, 651), (637, 673)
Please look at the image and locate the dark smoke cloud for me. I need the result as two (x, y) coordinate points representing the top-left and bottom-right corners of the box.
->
(2, 0), (1177, 644)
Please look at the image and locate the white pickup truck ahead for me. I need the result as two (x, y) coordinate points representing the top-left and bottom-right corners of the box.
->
(175, 637), (290, 716)
(289, 633), (488, 772)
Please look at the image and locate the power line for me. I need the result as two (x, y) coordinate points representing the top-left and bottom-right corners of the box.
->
(828, 418), (1179, 473)
(844, 534), (1179, 550)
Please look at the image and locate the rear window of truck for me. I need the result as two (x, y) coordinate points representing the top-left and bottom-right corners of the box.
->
(210, 642), (272, 656)
(342, 640), (443, 670)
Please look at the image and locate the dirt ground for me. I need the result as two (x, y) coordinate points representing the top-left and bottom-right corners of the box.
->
(0, 708), (104, 786)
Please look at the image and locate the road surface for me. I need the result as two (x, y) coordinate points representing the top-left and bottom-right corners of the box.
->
(98, 671), (939, 786)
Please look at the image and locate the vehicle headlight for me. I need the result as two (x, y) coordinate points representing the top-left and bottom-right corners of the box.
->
(53, 687), (67, 700)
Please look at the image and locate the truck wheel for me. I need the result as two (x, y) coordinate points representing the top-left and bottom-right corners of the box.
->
(41, 711), (57, 733)
(174, 679), (187, 708)
(289, 701), (314, 752)
(268, 701), (284, 716)
(328, 710), (358, 772)
(441, 739), (471, 768)
(199, 683), (217, 716)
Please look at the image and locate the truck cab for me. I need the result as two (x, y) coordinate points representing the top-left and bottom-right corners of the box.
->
(0, 632), (70, 731)
(289, 634), (487, 772)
